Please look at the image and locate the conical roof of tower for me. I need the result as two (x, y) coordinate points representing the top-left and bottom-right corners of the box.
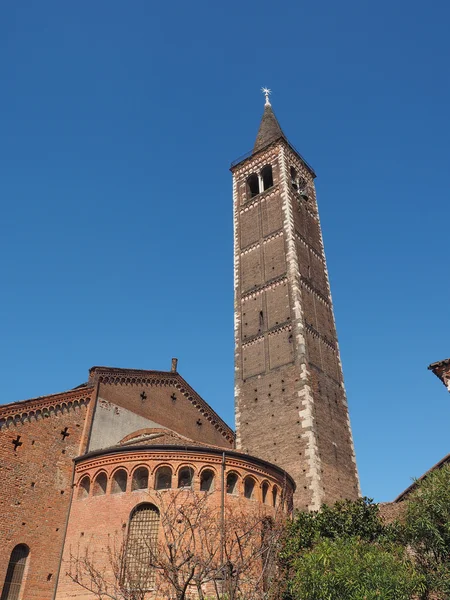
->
(253, 103), (286, 153)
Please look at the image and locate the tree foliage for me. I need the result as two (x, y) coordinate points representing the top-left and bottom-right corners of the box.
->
(280, 497), (424, 600)
(290, 537), (423, 600)
(404, 463), (450, 598)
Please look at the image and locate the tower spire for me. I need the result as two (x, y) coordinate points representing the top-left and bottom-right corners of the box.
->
(253, 88), (286, 154)
(262, 87), (271, 106)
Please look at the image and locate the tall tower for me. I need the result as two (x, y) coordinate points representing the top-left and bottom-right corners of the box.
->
(232, 91), (360, 510)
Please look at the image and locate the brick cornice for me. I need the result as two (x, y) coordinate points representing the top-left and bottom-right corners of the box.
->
(74, 444), (296, 489)
(0, 387), (93, 428)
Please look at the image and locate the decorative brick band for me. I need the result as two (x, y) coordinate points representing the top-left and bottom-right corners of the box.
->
(0, 395), (91, 430)
(240, 186), (280, 213)
(241, 276), (288, 302)
(295, 231), (323, 262)
(304, 322), (337, 352)
(240, 230), (284, 256)
(300, 275), (330, 306)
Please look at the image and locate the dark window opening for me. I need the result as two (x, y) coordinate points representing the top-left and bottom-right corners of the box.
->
(155, 467), (172, 490)
(272, 486), (278, 507)
(178, 467), (194, 489)
(1, 544), (29, 600)
(226, 472), (238, 495)
(262, 482), (269, 504)
(200, 469), (215, 492)
(93, 473), (107, 496)
(246, 174), (260, 199)
(261, 165), (273, 191)
(244, 477), (255, 499)
(123, 504), (159, 591)
(290, 166), (298, 190)
(111, 469), (127, 494)
(132, 467), (149, 491)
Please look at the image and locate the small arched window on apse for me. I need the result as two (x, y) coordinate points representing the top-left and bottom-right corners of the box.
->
(155, 466), (172, 490)
(246, 174), (260, 199)
(261, 481), (269, 504)
(1, 544), (30, 600)
(244, 477), (256, 499)
(261, 165), (273, 191)
(272, 486), (278, 508)
(226, 472), (238, 495)
(178, 467), (194, 489)
(111, 469), (127, 494)
(93, 472), (107, 496)
(78, 475), (90, 500)
(200, 469), (215, 492)
(123, 504), (160, 590)
(132, 467), (149, 491)
(290, 166), (299, 190)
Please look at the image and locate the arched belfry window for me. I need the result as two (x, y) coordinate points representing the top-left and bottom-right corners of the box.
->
(123, 504), (160, 591)
(261, 165), (273, 191)
(290, 166), (299, 190)
(246, 174), (260, 199)
(1, 544), (30, 600)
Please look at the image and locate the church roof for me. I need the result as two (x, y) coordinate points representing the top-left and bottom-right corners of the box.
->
(253, 103), (286, 153)
(394, 452), (450, 502)
(118, 427), (223, 449)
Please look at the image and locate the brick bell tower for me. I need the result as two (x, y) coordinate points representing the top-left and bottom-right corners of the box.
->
(231, 90), (360, 510)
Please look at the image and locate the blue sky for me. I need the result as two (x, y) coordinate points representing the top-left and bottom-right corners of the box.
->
(1, 1), (449, 502)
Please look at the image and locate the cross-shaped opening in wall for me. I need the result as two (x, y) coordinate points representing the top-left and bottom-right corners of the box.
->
(12, 435), (22, 451)
(196, 419), (202, 426)
(171, 393), (177, 402)
(61, 427), (69, 440)
(140, 391), (147, 401)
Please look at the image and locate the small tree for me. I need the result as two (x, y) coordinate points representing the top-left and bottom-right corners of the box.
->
(404, 463), (450, 599)
(68, 489), (284, 600)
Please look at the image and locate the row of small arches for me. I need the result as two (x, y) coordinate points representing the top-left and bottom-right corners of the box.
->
(0, 398), (88, 430)
(78, 465), (280, 506)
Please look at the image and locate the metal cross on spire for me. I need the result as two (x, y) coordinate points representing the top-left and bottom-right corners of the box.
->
(261, 87), (272, 106)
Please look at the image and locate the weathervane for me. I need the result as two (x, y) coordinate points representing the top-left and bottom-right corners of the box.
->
(261, 87), (271, 106)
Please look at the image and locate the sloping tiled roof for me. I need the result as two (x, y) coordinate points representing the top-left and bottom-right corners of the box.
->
(253, 104), (286, 153)
(118, 427), (224, 450)
(394, 452), (450, 502)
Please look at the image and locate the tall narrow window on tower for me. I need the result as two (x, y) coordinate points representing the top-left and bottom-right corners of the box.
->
(246, 174), (260, 199)
(261, 165), (273, 191)
(290, 166), (299, 190)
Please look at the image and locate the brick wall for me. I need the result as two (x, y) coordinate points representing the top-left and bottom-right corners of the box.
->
(88, 368), (234, 450)
(55, 447), (292, 599)
(0, 388), (94, 599)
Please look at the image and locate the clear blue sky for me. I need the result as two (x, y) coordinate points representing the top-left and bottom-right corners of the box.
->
(1, 1), (449, 503)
